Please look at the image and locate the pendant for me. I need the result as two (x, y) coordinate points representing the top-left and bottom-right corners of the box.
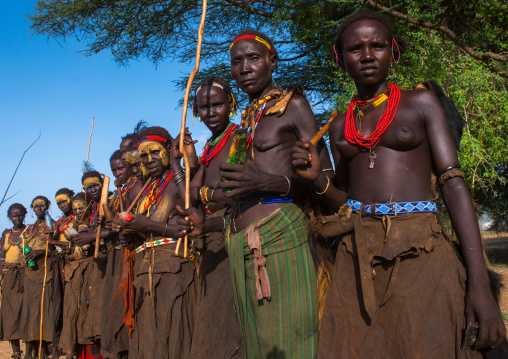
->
(368, 148), (377, 169)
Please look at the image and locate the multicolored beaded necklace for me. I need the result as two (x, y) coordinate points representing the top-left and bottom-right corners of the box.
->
(8, 227), (24, 245)
(57, 214), (74, 233)
(89, 201), (100, 227)
(27, 221), (45, 238)
(138, 169), (174, 218)
(201, 122), (239, 167)
(344, 83), (401, 168)
(226, 89), (282, 166)
(114, 176), (139, 211)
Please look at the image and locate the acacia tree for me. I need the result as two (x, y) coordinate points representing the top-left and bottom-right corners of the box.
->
(29, 0), (508, 224)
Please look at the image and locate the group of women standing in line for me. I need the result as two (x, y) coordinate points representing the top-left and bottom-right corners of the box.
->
(1, 8), (506, 359)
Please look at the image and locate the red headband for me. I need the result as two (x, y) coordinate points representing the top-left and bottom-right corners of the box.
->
(230, 35), (274, 54)
(137, 135), (168, 147)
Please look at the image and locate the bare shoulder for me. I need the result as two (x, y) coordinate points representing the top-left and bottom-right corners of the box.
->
(402, 88), (442, 111)
(284, 92), (313, 119)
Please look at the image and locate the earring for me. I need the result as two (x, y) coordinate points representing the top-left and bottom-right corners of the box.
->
(333, 44), (339, 68)
(342, 68), (348, 84)
(198, 117), (202, 122)
(229, 112), (233, 117)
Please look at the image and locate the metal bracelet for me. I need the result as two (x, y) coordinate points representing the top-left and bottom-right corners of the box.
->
(322, 168), (334, 172)
(174, 169), (184, 177)
(438, 164), (461, 177)
(175, 177), (185, 185)
(281, 176), (291, 197)
(163, 223), (168, 236)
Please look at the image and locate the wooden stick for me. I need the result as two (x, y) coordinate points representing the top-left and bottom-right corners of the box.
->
(310, 110), (338, 146)
(81, 117), (95, 191)
(95, 176), (110, 258)
(175, 0), (208, 257)
(125, 177), (152, 214)
(38, 240), (49, 359)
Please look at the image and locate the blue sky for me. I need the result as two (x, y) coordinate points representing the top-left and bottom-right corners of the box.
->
(0, 2), (214, 230)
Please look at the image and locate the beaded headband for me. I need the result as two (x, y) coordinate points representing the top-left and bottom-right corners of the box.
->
(137, 135), (168, 147)
(195, 82), (224, 96)
(229, 35), (274, 54)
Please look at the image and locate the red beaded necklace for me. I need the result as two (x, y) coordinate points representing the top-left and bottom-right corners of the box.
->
(138, 170), (174, 218)
(89, 201), (100, 227)
(57, 214), (74, 233)
(344, 83), (401, 168)
(345, 83), (400, 148)
(201, 122), (238, 167)
(114, 177), (139, 211)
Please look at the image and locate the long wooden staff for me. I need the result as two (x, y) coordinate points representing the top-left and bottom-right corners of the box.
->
(175, 0), (208, 257)
(81, 117), (95, 191)
(310, 110), (338, 146)
(95, 176), (110, 258)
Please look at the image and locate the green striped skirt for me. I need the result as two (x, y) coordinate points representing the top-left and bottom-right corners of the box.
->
(226, 203), (318, 359)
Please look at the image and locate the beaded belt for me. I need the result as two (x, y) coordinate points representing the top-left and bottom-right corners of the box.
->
(346, 199), (437, 216)
(259, 196), (293, 205)
(2, 263), (25, 272)
(135, 238), (177, 254)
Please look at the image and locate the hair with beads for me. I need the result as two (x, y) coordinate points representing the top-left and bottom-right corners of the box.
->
(192, 77), (238, 117)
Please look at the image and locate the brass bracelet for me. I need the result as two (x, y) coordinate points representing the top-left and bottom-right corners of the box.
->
(315, 176), (331, 195)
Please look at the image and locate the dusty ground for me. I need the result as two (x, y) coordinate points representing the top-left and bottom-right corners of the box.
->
(0, 233), (506, 358)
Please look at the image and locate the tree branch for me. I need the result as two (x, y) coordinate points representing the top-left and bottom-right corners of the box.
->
(367, 0), (508, 78)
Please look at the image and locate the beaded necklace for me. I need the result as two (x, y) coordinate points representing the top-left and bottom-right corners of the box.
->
(27, 221), (45, 238)
(245, 102), (267, 148)
(226, 89), (282, 165)
(201, 122), (239, 167)
(114, 177), (139, 211)
(89, 201), (100, 227)
(344, 83), (401, 168)
(138, 170), (174, 218)
(57, 214), (74, 233)
(8, 227), (24, 245)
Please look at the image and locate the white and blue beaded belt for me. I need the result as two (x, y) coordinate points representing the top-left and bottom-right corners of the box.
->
(346, 199), (437, 216)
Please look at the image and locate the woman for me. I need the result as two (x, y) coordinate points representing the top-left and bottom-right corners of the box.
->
(0, 203), (28, 359)
(112, 126), (194, 359)
(51, 187), (76, 358)
(179, 28), (333, 359)
(20, 196), (54, 359)
(291, 9), (505, 358)
(171, 77), (244, 358)
(59, 192), (93, 359)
